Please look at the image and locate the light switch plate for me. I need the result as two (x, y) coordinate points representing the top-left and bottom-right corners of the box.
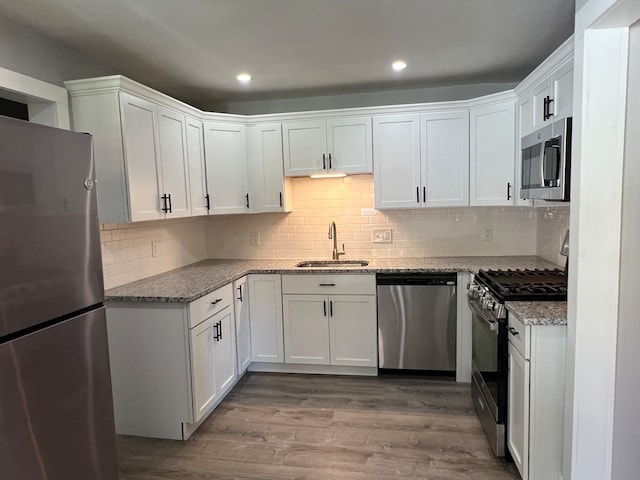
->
(372, 228), (392, 244)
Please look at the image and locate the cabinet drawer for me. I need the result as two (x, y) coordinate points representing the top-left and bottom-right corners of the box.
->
(508, 314), (530, 359)
(281, 274), (375, 295)
(189, 284), (233, 328)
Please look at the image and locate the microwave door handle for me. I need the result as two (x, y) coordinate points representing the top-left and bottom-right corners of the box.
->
(542, 142), (562, 185)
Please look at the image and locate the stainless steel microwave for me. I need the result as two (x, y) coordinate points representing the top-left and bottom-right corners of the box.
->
(520, 117), (572, 201)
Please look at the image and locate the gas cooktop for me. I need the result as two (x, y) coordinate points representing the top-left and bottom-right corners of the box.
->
(475, 268), (567, 302)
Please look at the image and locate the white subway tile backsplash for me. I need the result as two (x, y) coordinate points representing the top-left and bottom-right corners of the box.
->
(203, 175), (540, 260)
(100, 176), (570, 289)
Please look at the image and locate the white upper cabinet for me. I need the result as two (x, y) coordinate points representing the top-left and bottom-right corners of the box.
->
(119, 93), (163, 222)
(283, 116), (372, 176)
(119, 94), (191, 221)
(421, 111), (469, 207)
(247, 123), (292, 213)
(373, 111), (469, 209)
(66, 78), (201, 223)
(373, 114), (421, 209)
(469, 99), (517, 206)
(203, 122), (250, 215)
(185, 116), (209, 216)
(517, 39), (574, 137)
(156, 105), (191, 218)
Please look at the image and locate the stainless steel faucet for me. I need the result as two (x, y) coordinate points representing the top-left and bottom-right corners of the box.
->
(328, 221), (345, 260)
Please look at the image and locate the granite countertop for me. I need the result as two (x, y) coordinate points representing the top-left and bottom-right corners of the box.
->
(506, 301), (567, 326)
(105, 256), (560, 303)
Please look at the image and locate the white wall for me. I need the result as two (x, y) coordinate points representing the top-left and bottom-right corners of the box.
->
(611, 18), (640, 480)
(566, 1), (640, 479)
(537, 206), (570, 266)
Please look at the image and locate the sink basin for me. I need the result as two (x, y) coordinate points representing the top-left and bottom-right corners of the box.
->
(296, 260), (369, 268)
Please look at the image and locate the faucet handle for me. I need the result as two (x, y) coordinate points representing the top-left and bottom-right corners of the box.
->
(337, 244), (346, 258)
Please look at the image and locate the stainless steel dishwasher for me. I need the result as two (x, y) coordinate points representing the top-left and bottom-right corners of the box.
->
(377, 273), (457, 373)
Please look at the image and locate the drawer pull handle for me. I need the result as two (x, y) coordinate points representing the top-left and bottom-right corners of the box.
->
(237, 285), (243, 302)
(211, 298), (223, 306)
(508, 326), (519, 336)
(318, 283), (336, 287)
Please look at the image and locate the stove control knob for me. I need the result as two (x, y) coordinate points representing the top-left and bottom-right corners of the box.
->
(490, 302), (496, 311)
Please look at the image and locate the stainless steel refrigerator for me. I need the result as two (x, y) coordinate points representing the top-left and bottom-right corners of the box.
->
(0, 116), (118, 479)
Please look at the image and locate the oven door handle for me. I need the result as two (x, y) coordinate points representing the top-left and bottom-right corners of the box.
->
(468, 299), (499, 333)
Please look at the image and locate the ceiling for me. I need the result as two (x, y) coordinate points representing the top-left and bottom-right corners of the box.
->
(0, 0), (575, 109)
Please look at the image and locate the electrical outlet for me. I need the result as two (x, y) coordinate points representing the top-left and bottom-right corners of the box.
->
(250, 231), (261, 246)
(482, 226), (493, 241)
(151, 241), (159, 257)
(372, 228), (392, 244)
(360, 208), (377, 216)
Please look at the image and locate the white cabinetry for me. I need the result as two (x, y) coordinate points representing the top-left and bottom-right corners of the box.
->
(282, 117), (372, 176)
(507, 314), (566, 480)
(518, 47), (574, 138)
(247, 123), (292, 212)
(373, 111), (469, 209)
(469, 98), (517, 206)
(66, 79), (196, 223)
(203, 122), (250, 214)
(248, 274), (284, 363)
(105, 284), (237, 440)
(281, 274), (377, 367)
(233, 276), (251, 374)
(185, 116), (209, 216)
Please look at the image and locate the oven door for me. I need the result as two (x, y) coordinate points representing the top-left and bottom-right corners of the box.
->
(469, 299), (501, 421)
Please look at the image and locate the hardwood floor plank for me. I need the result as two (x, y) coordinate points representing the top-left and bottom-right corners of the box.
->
(117, 372), (518, 480)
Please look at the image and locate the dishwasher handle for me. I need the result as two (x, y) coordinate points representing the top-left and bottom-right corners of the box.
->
(376, 273), (457, 286)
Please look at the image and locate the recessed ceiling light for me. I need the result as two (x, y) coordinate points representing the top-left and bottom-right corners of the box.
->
(392, 60), (407, 72)
(236, 73), (252, 84)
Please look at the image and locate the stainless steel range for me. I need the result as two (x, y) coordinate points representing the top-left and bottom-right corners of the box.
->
(467, 268), (567, 456)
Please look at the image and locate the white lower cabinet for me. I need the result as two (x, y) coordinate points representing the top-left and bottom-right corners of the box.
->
(190, 305), (236, 422)
(281, 274), (377, 368)
(234, 275), (252, 374)
(248, 274), (284, 363)
(105, 284), (237, 440)
(507, 314), (566, 480)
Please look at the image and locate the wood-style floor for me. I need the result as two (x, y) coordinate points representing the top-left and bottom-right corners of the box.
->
(117, 372), (519, 480)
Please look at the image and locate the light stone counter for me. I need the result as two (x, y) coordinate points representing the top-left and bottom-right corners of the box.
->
(105, 256), (560, 303)
(506, 301), (568, 326)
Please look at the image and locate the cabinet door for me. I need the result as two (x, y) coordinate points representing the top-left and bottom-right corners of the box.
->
(247, 123), (290, 212)
(373, 114), (421, 209)
(189, 315), (217, 423)
(282, 120), (326, 176)
(203, 122), (249, 214)
(119, 92), (162, 222)
(421, 111), (469, 207)
(508, 342), (530, 480)
(552, 60), (573, 120)
(532, 78), (552, 130)
(326, 117), (372, 174)
(283, 295), (330, 365)
(329, 295), (377, 367)
(185, 116), (209, 216)
(470, 101), (516, 206)
(156, 106), (191, 218)
(519, 90), (534, 138)
(234, 276), (251, 375)
(213, 308), (237, 395)
(248, 275), (284, 363)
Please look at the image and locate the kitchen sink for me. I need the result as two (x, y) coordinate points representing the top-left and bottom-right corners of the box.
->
(296, 260), (370, 268)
